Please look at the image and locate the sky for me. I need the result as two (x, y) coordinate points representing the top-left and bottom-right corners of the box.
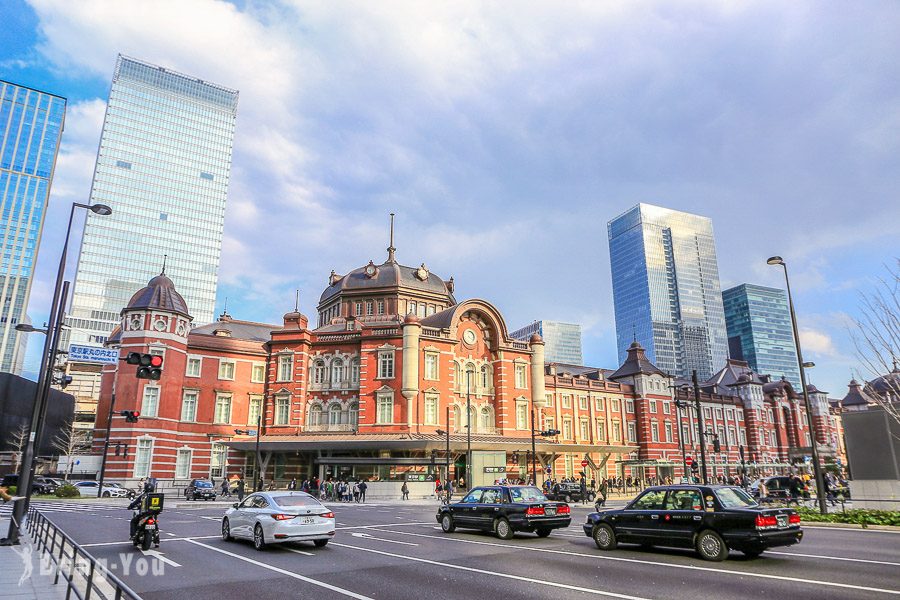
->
(1, 0), (898, 398)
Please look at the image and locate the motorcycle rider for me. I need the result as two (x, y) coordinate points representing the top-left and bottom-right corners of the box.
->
(128, 478), (158, 542)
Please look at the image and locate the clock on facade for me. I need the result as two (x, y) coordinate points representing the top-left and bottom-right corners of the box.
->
(365, 264), (377, 277)
(463, 329), (477, 345)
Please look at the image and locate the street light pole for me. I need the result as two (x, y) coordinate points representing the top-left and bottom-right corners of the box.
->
(530, 407), (538, 485)
(768, 256), (828, 514)
(254, 415), (262, 492)
(465, 369), (472, 491)
(692, 370), (709, 485)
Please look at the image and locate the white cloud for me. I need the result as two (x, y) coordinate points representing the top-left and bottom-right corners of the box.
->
(799, 327), (837, 357)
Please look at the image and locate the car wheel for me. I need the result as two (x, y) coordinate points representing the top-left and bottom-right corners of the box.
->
(102, 492), (110, 498)
(587, 492), (595, 502)
(742, 549), (764, 559)
(495, 518), (514, 540)
(696, 530), (729, 562)
(313, 539), (328, 548)
(536, 528), (552, 538)
(253, 524), (267, 551)
(565, 494), (573, 503)
(221, 518), (233, 541)
(593, 523), (617, 550)
(440, 514), (456, 533)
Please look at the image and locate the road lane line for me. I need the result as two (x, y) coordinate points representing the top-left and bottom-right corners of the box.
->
(766, 551), (900, 566)
(371, 528), (900, 596)
(81, 535), (222, 547)
(350, 532), (418, 546)
(335, 522), (432, 530)
(281, 547), (315, 556)
(185, 539), (374, 600)
(331, 542), (650, 600)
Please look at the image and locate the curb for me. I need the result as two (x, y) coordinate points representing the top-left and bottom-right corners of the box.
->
(800, 521), (900, 531)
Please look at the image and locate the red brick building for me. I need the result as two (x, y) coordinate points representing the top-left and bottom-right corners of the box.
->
(93, 248), (841, 492)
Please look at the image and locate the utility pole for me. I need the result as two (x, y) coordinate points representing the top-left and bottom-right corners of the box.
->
(692, 370), (709, 485)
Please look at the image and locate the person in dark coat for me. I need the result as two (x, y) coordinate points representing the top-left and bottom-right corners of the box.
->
(401, 482), (409, 500)
(288, 478), (297, 490)
(237, 478), (246, 502)
(358, 480), (368, 503)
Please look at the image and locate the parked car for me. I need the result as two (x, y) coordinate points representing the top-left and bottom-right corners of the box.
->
(222, 491), (335, 551)
(73, 480), (129, 498)
(1, 474), (54, 495)
(583, 484), (803, 561)
(185, 479), (217, 501)
(436, 485), (571, 539)
(32, 477), (60, 494)
(749, 476), (793, 501)
(105, 482), (137, 499)
(546, 482), (595, 504)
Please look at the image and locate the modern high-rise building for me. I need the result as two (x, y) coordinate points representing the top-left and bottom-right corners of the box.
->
(510, 320), (584, 365)
(722, 283), (800, 386)
(66, 55), (238, 347)
(607, 203), (728, 380)
(0, 81), (66, 373)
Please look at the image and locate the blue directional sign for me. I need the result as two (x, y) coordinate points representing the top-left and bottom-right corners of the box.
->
(69, 344), (119, 364)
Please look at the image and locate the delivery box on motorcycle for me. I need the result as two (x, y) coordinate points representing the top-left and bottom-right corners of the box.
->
(140, 492), (164, 514)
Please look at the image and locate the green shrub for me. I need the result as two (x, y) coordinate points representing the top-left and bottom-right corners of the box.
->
(55, 484), (80, 498)
(6, 486), (16, 495)
(797, 507), (900, 527)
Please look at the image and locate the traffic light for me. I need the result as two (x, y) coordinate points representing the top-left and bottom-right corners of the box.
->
(126, 352), (163, 380)
(540, 429), (560, 437)
(120, 410), (141, 423)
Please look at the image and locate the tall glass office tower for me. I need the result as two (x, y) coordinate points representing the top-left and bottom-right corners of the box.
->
(722, 283), (800, 385)
(607, 204), (728, 380)
(66, 56), (238, 346)
(510, 320), (584, 365)
(0, 81), (66, 373)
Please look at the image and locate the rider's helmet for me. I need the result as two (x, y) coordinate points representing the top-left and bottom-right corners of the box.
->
(144, 477), (158, 493)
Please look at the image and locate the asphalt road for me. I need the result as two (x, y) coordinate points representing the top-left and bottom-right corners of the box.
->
(21, 498), (900, 600)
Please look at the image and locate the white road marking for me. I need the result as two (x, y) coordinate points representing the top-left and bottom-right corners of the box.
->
(140, 549), (182, 567)
(372, 528), (900, 596)
(350, 532), (418, 546)
(281, 547), (315, 556)
(335, 522), (432, 530)
(332, 542), (649, 600)
(81, 535), (221, 548)
(767, 550), (900, 566)
(185, 539), (373, 600)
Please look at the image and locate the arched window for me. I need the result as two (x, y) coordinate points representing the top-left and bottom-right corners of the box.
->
(309, 404), (323, 426)
(350, 358), (360, 384)
(465, 363), (476, 391)
(331, 359), (344, 386)
(480, 406), (492, 431)
(349, 401), (359, 427)
(313, 360), (326, 385)
(455, 362), (462, 390)
(480, 364), (490, 389)
(328, 403), (343, 426)
(453, 405), (462, 433)
(468, 406), (477, 432)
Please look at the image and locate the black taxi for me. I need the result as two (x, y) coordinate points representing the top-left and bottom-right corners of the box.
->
(583, 485), (802, 561)
(437, 485), (571, 539)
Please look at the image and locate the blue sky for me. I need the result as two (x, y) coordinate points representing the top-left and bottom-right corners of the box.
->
(2, 0), (898, 398)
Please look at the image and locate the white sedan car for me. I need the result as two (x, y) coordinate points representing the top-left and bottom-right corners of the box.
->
(74, 481), (129, 498)
(222, 491), (335, 551)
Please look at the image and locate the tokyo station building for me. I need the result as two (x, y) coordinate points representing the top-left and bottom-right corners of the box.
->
(92, 243), (843, 490)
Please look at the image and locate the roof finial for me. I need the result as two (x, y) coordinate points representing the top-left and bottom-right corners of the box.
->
(632, 322), (636, 343)
(220, 297), (231, 320)
(161, 254), (167, 275)
(294, 289), (300, 312)
(387, 212), (396, 262)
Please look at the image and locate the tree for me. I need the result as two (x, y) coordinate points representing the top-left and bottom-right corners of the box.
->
(851, 258), (900, 427)
(9, 423), (29, 474)
(52, 420), (91, 481)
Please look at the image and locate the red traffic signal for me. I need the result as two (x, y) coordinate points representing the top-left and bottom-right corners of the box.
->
(126, 352), (164, 380)
(120, 410), (141, 423)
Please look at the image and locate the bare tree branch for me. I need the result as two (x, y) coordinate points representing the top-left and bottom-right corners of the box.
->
(52, 419), (91, 481)
(9, 423), (29, 474)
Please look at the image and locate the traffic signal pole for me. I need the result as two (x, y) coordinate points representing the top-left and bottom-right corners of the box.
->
(96, 392), (118, 495)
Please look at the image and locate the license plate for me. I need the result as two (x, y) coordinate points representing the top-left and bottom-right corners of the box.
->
(144, 524), (156, 530)
(302, 517), (315, 524)
(776, 515), (788, 528)
(545, 507), (556, 516)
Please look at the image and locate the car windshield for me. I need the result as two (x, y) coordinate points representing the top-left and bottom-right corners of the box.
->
(508, 487), (548, 503)
(274, 495), (322, 507)
(715, 487), (758, 508)
(194, 481), (213, 488)
(107, 483), (123, 488)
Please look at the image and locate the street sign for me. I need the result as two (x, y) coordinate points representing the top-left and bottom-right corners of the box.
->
(545, 467), (552, 474)
(69, 344), (119, 364)
(580, 459), (589, 468)
(484, 466), (506, 473)
(685, 456), (693, 466)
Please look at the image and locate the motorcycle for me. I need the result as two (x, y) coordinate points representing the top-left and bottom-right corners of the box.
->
(129, 484), (163, 551)
(131, 511), (160, 551)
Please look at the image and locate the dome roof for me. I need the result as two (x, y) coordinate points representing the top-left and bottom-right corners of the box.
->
(319, 259), (455, 305)
(867, 364), (900, 396)
(124, 273), (191, 318)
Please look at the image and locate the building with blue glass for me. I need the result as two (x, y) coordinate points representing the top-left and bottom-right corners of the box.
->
(510, 320), (583, 365)
(0, 81), (66, 373)
(607, 204), (728, 380)
(722, 283), (800, 386)
(66, 55), (239, 348)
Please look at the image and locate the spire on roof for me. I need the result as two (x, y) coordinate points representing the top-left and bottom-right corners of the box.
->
(161, 254), (167, 275)
(387, 212), (397, 263)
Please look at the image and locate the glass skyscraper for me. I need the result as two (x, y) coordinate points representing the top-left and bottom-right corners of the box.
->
(510, 320), (584, 365)
(0, 81), (66, 373)
(722, 283), (800, 386)
(607, 203), (728, 380)
(66, 55), (238, 346)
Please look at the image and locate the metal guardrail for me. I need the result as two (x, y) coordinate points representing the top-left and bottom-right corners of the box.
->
(26, 507), (142, 600)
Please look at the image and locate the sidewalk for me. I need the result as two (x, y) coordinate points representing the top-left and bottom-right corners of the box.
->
(0, 532), (66, 600)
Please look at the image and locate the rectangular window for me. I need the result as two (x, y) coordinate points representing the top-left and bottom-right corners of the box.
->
(682, 424), (691, 444)
(563, 419), (572, 439)
(612, 420), (621, 442)
(116, 160), (132, 169)
(579, 419), (590, 440)
(200, 171), (214, 180)
(134, 439), (152, 478)
(611, 399), (620, 412)
(351, 359), (360, 384)
(627, 422), (637, 442)
(424, 353), (439, 380)
(186, 357), (201, 377)
(425, 394), (439, 425)
(277, 354), (293, 382)
(562, 395), (572, 408)
(715, 408), (723, 419)
(595, 397), (605, 411)
(181, 390), (198, 422)
(665, 422), (673, 442)
(275, 396), (290, 425)
(596, 419), (606, 440)
(378, 352), (394, 378)
(739, 428), (747, 445)
(703, 407), (711, 419)
(218, 360), (235, 380)
(662, 401), (671, 415)
(516, 402), (527, 430)
(251, 362), (266, 383)
(214, 394), (232, 424)
(142, 386), (160, 418)
(209, 443), (226, 478)
(545, 416), (555, 432)
(651, 421), (659, 442)
(649, 400), (657, 413)
(377, 299), (385, 314)
(355, 301), (363, 315)
(408, 301), (417, 316)
(376, 393), (393, 424)
(248, 395), (262, 426)
(625, 400), (634, 414)
(175, 448), (192, 479)
(515, 364), (527, 389)
(578, 396), (588, 411)
(366, 300), (374, 315)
